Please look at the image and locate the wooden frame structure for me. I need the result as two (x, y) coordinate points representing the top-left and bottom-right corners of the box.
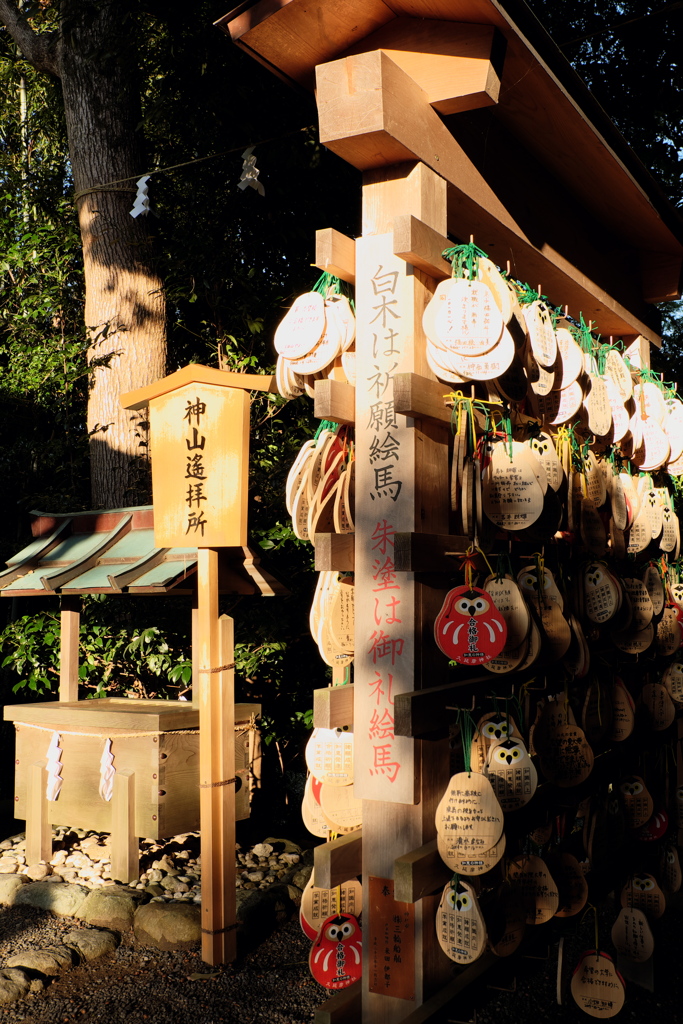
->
(2, 387), (282, 964)
(218, 1), (683, 1021)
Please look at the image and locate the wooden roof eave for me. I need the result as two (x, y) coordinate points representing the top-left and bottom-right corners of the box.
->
(0, 518), (72, 588)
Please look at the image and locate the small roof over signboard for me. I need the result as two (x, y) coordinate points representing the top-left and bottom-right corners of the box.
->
(0, 507), (286, 597)
(218, 0), (683, 343)
(120, 363), (277, 411)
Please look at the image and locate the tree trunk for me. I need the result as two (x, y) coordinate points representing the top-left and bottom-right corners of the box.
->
(0, 0), (167, 508)
(58, 3), (165, 508)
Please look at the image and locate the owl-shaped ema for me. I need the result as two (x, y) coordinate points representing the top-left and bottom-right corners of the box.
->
(434, 586), (507, 664)
(309, 913), (362, 990)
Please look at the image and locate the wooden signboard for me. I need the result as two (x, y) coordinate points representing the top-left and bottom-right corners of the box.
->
(367, 876), (415, 1001)
(353, 232), (419, 804)
(149, 382), (250, 548)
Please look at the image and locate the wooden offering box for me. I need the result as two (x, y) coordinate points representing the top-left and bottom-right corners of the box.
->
(5, 698), (260, 838)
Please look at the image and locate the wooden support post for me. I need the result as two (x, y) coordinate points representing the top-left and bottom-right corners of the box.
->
(26, 759), (51, 865)
(314, 831), (363, 890)
(352, 161), (452, 1021)
(314, 981), (362, 1024)
(313, 684), (355, 729)
(59, 596), (81, 702)
(191, 592), (200, 710)
(111, 769), (137, 884)
(198, 550), (236, 965)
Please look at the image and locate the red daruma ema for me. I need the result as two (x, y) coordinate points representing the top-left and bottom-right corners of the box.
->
(434, 586), (507, 665)
(309, 913), (363, 989)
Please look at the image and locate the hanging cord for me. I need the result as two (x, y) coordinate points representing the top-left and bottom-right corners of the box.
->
(457, 708), (476, 775)
(314, 419), (341, 440)
(72, 124), (316, 204)
(442, 242), (489, 281)
(579, 903), (601, 954)
(515, 282), (549, 307)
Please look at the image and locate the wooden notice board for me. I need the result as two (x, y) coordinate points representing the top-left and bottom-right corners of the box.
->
(368, 876), (416, 1001)
(149, 382), (250, 548)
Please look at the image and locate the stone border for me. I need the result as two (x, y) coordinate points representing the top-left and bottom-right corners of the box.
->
(0, 834), (314, 1008)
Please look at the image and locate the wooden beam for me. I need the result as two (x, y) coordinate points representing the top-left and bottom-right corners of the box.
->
(315, 228), (356, 285)
(313, 684), (354, 729)
(314, 831), (362, 889)
(59, 596), (80, 703)
(393, 372), (454, 425)
(394, 677), (492, 738)
(393, 533), (469, 572)
(316, 50), (661, 344)
(314, 379), (355, 425)
(111, 769), (138, 884)
(393, 215), (451, 281)
(344, 19), (505, 115)
(394, 839), (451, 903)
(26, 759), (51, 866)
(314, 533), (355, 571)
(314, 981), (362, 1024)
(640, 250), (683, 304)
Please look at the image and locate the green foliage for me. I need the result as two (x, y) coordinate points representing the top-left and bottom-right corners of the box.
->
(0, 28), (90, 563)
(526, 1), (683, 204)
(0, 606), (192, 699)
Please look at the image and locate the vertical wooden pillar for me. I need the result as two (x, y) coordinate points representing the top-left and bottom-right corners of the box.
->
(111, 769), (137, 883)
(191, 591), (200, 710)
(59, 596), (81, 702)
(26, 759), (51, 865)
(197, 546), (236, 965)
(354, 162), (451, 1021)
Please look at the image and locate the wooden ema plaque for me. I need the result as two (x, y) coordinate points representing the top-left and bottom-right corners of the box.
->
(305, 727), (355, 786)
(611, 906), (654, 963)
(508, 855), (559, 924)
(570, 951), (625, 1017)
(435, 772), (504, 853)
(149, 382), (249, 547)
(487, 883), (526, 957)
(368, 876), (415, 1000)
(436, 880), (487, 964)
(301, 877), (363, 941)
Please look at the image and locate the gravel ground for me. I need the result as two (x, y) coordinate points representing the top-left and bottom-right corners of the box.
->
(3, 897), (681, 1024)
(0, 907), (326, 1023)
(1, 846), (681, 1023)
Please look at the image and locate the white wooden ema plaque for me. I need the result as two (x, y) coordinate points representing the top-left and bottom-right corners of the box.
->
(149, 382), (249, 548)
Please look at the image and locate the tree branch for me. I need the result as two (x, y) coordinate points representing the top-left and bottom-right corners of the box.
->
(0, 0), (59, 76)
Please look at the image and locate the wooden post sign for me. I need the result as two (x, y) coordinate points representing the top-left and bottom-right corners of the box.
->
(121, 365), (275, 548)
(150, 382), (249, 548)
(121, 364), (275, 965)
